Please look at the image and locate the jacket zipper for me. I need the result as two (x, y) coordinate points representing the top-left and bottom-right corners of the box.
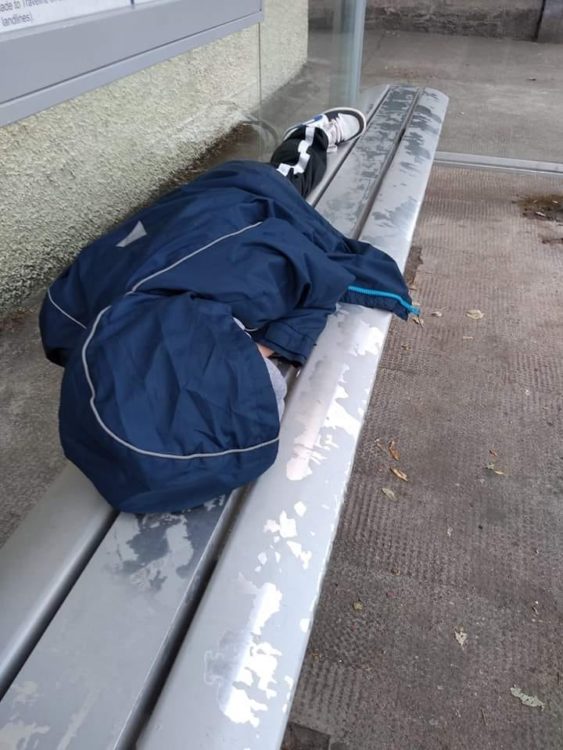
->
(347, 285), (420, 316)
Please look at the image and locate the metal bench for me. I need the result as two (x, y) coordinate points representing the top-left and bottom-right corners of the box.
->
(0, 84), (447, 750)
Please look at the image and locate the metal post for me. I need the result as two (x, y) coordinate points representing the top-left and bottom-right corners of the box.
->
(537, 0), (563, 42)
(329, 0), (367, 107)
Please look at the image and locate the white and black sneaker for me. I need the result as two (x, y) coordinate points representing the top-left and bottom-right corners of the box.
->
(283, 107), (367, 152)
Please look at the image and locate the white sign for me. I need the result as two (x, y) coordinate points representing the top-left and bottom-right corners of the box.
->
(0, 0), (130, 34)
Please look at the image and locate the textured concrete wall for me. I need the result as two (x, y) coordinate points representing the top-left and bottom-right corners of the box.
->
(260, 0), (309, 96)
(310, 0), (544, 40)
(0, 0), (308, 316)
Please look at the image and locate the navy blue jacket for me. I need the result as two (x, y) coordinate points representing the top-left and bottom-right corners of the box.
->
(40, 161), (414, 513)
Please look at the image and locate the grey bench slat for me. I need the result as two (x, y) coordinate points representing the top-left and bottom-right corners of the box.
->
(364, 89), (449, 254)
(138, 87), (448, 750)
(0, 465), (113, 698)
(318, 84), (419, 236)
(0, 496), (239, 749)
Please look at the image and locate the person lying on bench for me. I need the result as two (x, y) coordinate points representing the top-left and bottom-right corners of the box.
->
(40, 107), (418, 514)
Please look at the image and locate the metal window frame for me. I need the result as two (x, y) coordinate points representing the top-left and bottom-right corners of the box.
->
(0, 0), (263, 127)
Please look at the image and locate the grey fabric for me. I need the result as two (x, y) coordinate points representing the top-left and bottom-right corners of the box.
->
(234, 317), (287, 418)
(264, 357), (287, 419)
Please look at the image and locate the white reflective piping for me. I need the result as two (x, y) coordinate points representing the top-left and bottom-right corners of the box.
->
(82, 307), (279, 460)
(130, 221), (263, 292)
(276, 124), (316, 178)
(234, 317), (260, 333)
(47, 289), (87, 330)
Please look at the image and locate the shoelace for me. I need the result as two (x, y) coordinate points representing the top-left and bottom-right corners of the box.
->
(325, 116), (345, 149)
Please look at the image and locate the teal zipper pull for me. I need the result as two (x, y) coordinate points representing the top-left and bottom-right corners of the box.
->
(347, 285), (420, 316)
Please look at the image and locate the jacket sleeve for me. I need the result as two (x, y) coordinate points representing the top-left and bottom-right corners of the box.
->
(256, 231), (415, 362)
(250, 225), (355, 365)
(225, 219), (356, 364)
(257, 305), (338, 365)
(329, 238), (415, 320)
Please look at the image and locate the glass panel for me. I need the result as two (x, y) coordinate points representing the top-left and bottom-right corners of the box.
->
(359, 10), (563, 162)
(257, 0), (367, 158)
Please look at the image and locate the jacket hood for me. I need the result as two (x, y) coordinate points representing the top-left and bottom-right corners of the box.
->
(59, 292), (280, 512)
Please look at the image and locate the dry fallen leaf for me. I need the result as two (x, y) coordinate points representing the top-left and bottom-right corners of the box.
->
(510, 686), (545, 710)
(390, 467), (408, 482)
(454, 627), (467, 648)
(486, 462), (506, 476)
(381, 487), (397, 501)
(388, 439), (400, 461)
(412, 316), (424, 327)
(462, 335), (474, 340)
(466, 309), (485, 320)
(352, 600), (364, 612)
(431, 310), (443, 317)
(401, 343), (411, 351)
(489, 449), (498, 457)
